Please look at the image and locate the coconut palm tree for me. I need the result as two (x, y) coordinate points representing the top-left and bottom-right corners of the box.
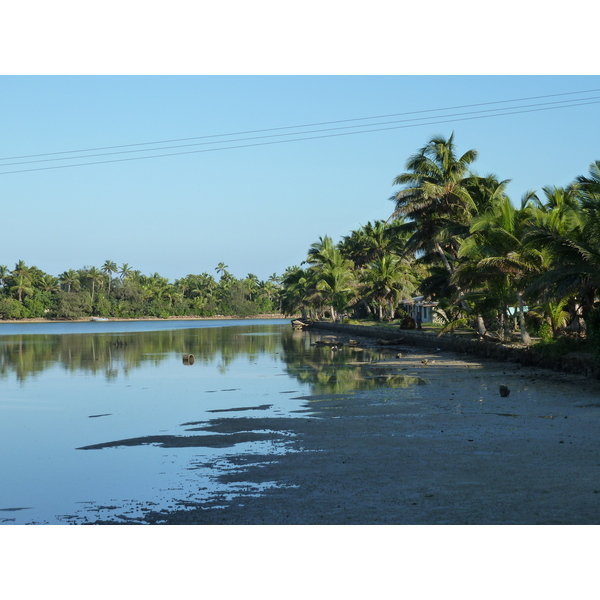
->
(388, 134), (493, 336)
(59, 269), (80, 293)
(314, 259), (356, 321)
(525, 179), (600, 326)
(363, 254), (417, 320)
(390, 133), (479, 274)
(37, 274), (59, 293)
(86, 267), (104, 304)
(9, 273), (34, 302)
(305, 238), (357, 320)
(340, 219), (406, 268)
(119, 263), (132, 280)
(574, 160), (600, 201)
(280, 266), (315, 320)
(0, 265), (9, 289)
(215, 262), (229, 279)
(244, 273), (259, 301)
(102, 260), (118, 296)
(455, 195), (544, 343)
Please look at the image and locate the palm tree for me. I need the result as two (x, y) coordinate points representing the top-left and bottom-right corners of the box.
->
(388, 134), (493, 335)
(305, 237), (357, 320)
(525, 173), (600, 326)
(59, 269), (80, 293)
(86, 267), (104, 304)
(390, 133), (479, 274)
(215, 262), (229, 279)
(7, 261), (33, 302)
(455, 195), (543, 343)
(0, 265), (9, 289)
(37, 274), (59, 293)
(363, 254), (417, 321)
(314, 259), (356, 321)
(102, 260), (118, 296)
(119, 263), (132, 280)
(244, 273), (259, 301)
(9, 273), (34, 302)
(574, 160), (600, 201)
(11, 260), (30, 278)
(280, 266), (315, 320)
(340, 219), (405, 268)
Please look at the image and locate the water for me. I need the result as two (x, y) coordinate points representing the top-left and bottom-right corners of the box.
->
(0, 318), (417, 524)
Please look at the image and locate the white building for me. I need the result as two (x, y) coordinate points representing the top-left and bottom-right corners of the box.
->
(398, 296), (439, 324)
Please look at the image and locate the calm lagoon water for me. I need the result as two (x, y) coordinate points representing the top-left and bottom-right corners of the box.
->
(0, 318), (410, 524)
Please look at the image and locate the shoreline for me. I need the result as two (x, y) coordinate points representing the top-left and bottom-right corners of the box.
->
(0, 313), (290, 325)
(307, 321), (600, 380)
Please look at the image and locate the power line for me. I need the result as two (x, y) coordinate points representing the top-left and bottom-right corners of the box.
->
(1, 87), (599, 163)
(3, 95), (600, 169)
(1, 96), (599, 175)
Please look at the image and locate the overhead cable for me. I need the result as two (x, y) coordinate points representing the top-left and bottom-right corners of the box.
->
(1, 92), (599, 175)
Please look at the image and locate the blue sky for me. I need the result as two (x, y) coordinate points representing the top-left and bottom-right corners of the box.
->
(2, 75), (598, 282)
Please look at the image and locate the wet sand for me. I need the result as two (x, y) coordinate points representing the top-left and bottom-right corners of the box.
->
(130, 346), (600, 525)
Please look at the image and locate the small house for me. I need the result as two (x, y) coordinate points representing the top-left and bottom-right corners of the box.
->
(398, 296), (439, 324)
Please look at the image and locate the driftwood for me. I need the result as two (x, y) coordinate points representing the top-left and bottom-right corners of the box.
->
(291, 319), (309, 330)
(377, 338), (405, 346)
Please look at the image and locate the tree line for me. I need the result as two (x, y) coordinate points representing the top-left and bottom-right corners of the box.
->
(0, 260), (281, 320)
(278, 133), (600, 347)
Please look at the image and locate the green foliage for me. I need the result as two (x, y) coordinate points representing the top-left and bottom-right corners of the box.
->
(536, 322), (554, 342)
(586, 305), (600, 357)
(0, 258), (283, 321)
(532, 335), (591, 359)
(0, 297), (24, 319)
(52, 291), (93, 319)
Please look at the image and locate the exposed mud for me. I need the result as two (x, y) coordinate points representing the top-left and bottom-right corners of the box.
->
(103, 348), (600, 525)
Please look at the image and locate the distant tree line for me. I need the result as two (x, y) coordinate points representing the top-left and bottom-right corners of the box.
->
(0, 260), (282, 320)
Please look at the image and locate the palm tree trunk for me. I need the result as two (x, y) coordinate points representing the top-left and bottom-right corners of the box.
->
(435, 243), (453, 274)
(476, 315), (487, 338)
(518, 291), (531, 345)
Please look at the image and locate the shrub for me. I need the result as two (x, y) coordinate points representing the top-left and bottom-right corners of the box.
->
(0, 297), (24, 319)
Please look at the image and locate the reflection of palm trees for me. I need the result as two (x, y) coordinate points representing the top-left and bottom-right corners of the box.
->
(0, 324), (286, 382)
(0, 325), (423, 398)
(279, 333), (420, 394)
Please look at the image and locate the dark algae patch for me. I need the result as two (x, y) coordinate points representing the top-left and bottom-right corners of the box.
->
(77, 431), (285, 450)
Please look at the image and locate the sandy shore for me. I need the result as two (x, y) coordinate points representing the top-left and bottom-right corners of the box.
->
(125, 341), (600, 525)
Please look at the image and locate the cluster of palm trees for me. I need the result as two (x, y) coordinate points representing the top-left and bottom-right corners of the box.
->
(0, 259), (281, 320)
(280, 222), (419, 322)
(280, 133), (600, 345)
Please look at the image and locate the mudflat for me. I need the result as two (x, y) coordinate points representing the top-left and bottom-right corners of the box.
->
(129, 345), (600, 525)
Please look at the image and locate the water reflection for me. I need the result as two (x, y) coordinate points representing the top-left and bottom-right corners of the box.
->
(0, 323), (416, 394)
(0, 323), (286, 383)
(0, 321), (426, 524)
(281, 331), (423, 394)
